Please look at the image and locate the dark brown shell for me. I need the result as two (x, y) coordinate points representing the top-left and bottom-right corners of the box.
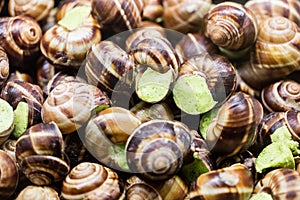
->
(187, 164), (253, 200)
(35, 56), (56, 91)
(205, 92), (264, 157)
(0, 15), (42, 68)
(61, 162), (124, 200)
(125, 119), (191, 181)
(91, 0), (143, 33)
(0, 46), (9, 88)
(15, 122), (69, 185)
(261, 79), (300, 112)
(84, 40), (135, 95)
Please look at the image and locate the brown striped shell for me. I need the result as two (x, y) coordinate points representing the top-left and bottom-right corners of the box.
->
(61, 162), (124, 200)
(8, 71), (33, 83)
(15, 122), (70, 185)
(205, 92), (264, 157)
(238, 16), (300, 90)
(84, 41), (135, 95)
(0, 47), (9, 88)
(0, 139), (17, 162)
(8, 0), (55, 22)
(254, 168), (300, 199)
(125, 119), (191, 181)
(187, 164), (253, 200)
(245, 0), (300, 26)
(163, 0), (213, 34)
(15, 185), (59, 200)
(204, 1), (258, 51)
(261, 79), (300, 112)
(91, 0), (143, 33)
(35, 56), (56, 91)
(0, 150), (19, 199)
(125, 175), (188, 200)
(0, 15), (42, 67)
(0, 80), (44, 126)
(40, 6), (101, 69)
(84, 107), (141, 171)
(142, 0), (164, 21)
(41, 81), (111, 134)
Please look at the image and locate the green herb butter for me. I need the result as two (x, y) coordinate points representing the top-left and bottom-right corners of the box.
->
(13, 102), (29, 138)
(0, 98), (14, 136)
(58, 6), (91, 31)
(249, 193), (273, 200)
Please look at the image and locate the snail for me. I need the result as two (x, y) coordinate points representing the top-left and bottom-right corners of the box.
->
(254, 168), (300, 199)
(84, 106), (141, 171)
(261, 79), (300, 112)
(237, 16), (300, 90)
(175, 32), (220, 61)
(125, 119), (191, 181)
(15, 122), (70, 185)
(56, 0), (92, 21)
(204, 92), (264, 157)
(142, 0), (164, 22)
(40, 3), (101, 69)
(84, 40), (135, 96)
(0, 139), (17, 162)
(15, 185), (59, 200)
(187, 164), (254, 200)
(0, 47), (9, 88)
(35, 56), (56, 91)
(245, 0), (300, 26)
(61, 162), (124, 200)
(163, 0), (213, 34)
(0, 150), (19, 200)
(42, 81), (111, 134)
(204, 1), (258, 53)
(8, 0), (55, 22)
(91, 0), (143, 34)
(0, 15), (42, 68)
(0, 80), (44, 127)
(125, 175), (188, 200)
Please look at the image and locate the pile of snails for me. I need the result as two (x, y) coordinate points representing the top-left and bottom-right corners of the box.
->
(0, 0), (299, 199)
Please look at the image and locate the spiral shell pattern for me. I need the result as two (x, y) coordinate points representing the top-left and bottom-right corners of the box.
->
(254, 168), (300, 199)
(91, 0), (143, 33)
(261, 79), (300, 112)
(204, 2), (258, 50)
(8, 0), (55, 22)
(15, 185), (59, 200)
(85, 41), (135, 95)
(0, 15), (42, 66)
(187, 164), (253, 200)
(125, 119), (191, 181)
(0, 47), (9, 88)
(0, 139), (17, 162)
(0, 150), (19, 199)
(245, 0), (300, 26)
(205, 92), (264, 157)
(61, 162), (124, 200)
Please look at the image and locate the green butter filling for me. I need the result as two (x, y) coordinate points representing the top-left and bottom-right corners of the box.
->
(249, 193), (273, 200)
(173, 75), (217, 115)
(0, 98), (14, 134)
(58, 6), (91, 31)
(199, 108), (219, 139)
(13, 101), (29, 138)
(137, 67), (173, 103)
(108, 142), (129, 171)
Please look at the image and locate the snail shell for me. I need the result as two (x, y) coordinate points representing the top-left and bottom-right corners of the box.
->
(8, 0), (55, 22)
(61, 162), (124, 200)
(238, 16), (300, 90)
(254, 168), (300, 199)
(15, 185), (59, 200)
(125, 175), (188, 200)
(205, 92), (264, 157)
(0, 47), (9, 88)
(245, 0), (300, 26)
(35, 56), (56, 91)
(91, 0), (143, 33)
(142, 0), (164, 21)
(15, 122), (70, 185)
(42, 81), (111, 134)
(0, 80), (44, 126)
(56, 0), (91, 21)
(125, 119), (191, 181)
(163, 0), (213, 34)
(187, 164), (253, 200)
(0, 139), (17, 162)
(261, 79), (300, 112)
(84, 107), (141, 171)
(85, 40), (135, 95)
(0, 150), (19, 199)
(0, 15), (42, 67)
(8, 71), (33, 83)
(40, 6), (101, 69)
(204, 1), (258, 51)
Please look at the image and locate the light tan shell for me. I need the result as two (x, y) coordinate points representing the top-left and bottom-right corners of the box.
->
(8, 0), (55, 21)
(16, 186), (59, 200)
